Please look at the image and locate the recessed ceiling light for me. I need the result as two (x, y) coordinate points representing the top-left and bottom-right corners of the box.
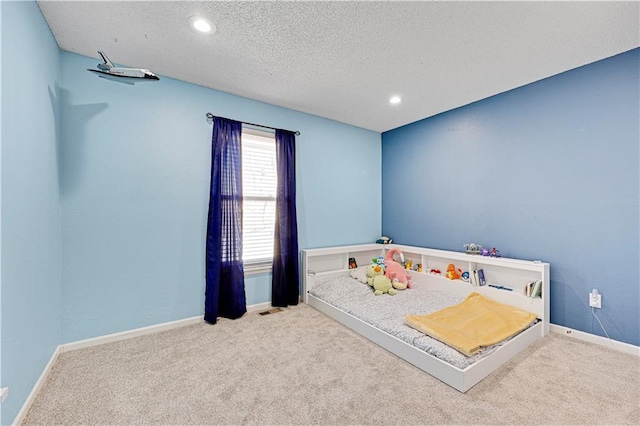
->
(389, 96), (402, 105)
(189, 16), (216, 34)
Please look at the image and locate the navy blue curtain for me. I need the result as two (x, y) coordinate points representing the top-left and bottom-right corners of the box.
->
(204, 118), (247, 324)
(272, 129), (299, 307)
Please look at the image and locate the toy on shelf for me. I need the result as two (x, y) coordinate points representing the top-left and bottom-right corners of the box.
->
(405, 259), (413, 270)
(464, 243), (483, 255)
(371, 256), (385, 270)
(429, 269), (441, 275)
(414, 263), (423, 272)
(384, 248), (412, 289)
(348, 257), (358, 269)
(461, 271), (470, 282)
(376, 236), (392, 244)
(446, 264), (462, 280)
(482, 247), (501, 257)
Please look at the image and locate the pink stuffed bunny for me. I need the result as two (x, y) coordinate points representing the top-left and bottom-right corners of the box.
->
(384, 248), (412, 289)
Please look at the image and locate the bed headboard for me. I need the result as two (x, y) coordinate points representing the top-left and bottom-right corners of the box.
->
(301, 243), (550, 335)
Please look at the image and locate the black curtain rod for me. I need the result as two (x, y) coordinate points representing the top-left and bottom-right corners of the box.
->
(205, 113), (301, 136)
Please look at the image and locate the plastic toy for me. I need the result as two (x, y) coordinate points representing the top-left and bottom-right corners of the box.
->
(376, 236), (392, 244)
(87, 51), (160, 84)
(464, 243), (483, 255)
(384, 248), (412, 289)
(366, 264), (397, 296)
(446, 264), (462, 280)
(481, 247), (501, 257)
(429, 269), (441, 275)
(461, 271), (470, 282)
(371, 256), (385, 270)
(405, 259), (413, 270)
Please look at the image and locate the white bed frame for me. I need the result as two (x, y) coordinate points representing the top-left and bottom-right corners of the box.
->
(302, 243), (550, 393)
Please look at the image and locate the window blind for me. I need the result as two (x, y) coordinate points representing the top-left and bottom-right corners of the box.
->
(242, 130), (277, 265)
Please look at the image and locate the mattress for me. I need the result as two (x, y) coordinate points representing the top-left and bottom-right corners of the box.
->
(308, 275), (511, 369)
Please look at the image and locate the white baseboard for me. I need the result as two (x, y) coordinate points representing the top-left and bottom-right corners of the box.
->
(246, 301), (272, 313)
(13, 345), (61, 426)
(550, 324), (640, 357)
(61, 302), (274, 353)
(60, 315), (204, 353)
(1, 387), (8, 404)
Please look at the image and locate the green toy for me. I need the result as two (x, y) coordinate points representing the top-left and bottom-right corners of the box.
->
(366, 264), (397, 296)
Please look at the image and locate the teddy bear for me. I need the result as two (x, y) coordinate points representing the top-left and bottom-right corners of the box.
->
(366, 264), (397, 296)
(384, 248), (412, 290)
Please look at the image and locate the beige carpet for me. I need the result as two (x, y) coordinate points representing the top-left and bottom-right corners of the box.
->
(24, 304), (639, 425)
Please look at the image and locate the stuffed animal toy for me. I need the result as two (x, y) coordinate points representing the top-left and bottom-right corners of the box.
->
(446, 263), (462, 280)
(384, 248), (412, 290)
(366, 264), (381, 287)
(366, 264), (397, 296)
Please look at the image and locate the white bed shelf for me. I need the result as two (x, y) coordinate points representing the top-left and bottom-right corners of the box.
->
(301, 243), (550, 392)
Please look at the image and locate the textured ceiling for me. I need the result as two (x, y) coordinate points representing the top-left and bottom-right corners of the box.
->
(37, 1), (639, 132)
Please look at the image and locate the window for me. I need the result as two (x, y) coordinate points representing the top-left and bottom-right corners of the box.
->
(241, 128), (277, 271)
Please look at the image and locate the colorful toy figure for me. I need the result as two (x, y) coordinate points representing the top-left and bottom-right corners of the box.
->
(405, 259), (413, 270)
(461, 271), (470, 282)
(372, 256), (386, 270)
(416, 263), (423, 272)
(464, 243), (483, 255)
(482, 247), (501, 257)
(446, 264), (462, 280)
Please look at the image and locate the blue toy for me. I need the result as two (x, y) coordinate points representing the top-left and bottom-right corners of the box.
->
(371, 256), (386, 270)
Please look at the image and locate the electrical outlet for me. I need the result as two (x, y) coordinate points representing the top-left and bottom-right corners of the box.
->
(589, 289), (602, 309)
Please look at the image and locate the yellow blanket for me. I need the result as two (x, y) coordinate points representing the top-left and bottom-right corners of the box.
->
(405, 292), (537, 357)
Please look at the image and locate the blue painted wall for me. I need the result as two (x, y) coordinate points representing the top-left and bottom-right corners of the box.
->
(59, 52), (381, 343)
(1, 2), (380, 418)
(0, 1), (62, 423)
(382, 49), (640, 346)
